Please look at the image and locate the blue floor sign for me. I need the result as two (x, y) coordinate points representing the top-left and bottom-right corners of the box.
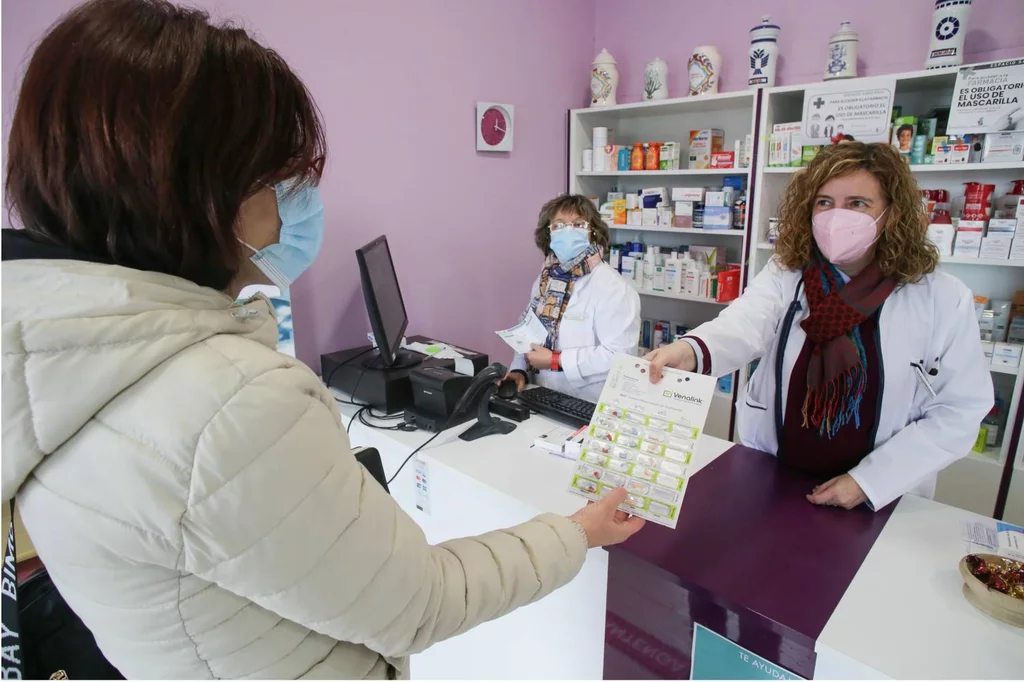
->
(691, 623), (804, 680)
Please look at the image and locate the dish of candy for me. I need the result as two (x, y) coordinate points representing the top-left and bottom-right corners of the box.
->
(958, 553), (1024, 627)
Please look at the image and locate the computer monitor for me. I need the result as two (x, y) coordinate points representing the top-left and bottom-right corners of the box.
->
(355, 235), (421, 369)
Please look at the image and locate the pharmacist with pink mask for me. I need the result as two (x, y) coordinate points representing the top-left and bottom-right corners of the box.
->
(646, 142), (992, 512)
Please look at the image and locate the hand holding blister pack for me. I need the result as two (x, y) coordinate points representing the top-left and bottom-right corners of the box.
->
(495, 310), (548, 354)
(567, 353), (716, 529)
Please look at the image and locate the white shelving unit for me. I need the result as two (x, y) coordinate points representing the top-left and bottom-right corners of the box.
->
(746, 63), (1024, 518)
(568, 90), (759, 440)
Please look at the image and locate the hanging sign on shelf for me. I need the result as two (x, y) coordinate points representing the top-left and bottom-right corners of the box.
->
(801, 77), (896, 145)
(947, 59), (1024, 134)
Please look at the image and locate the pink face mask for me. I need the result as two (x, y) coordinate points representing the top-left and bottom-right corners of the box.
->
(811, 207), (886, 265)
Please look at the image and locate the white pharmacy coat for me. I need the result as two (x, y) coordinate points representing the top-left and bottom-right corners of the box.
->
(510, 262), (641, 402)
(684, 258), (993, 511)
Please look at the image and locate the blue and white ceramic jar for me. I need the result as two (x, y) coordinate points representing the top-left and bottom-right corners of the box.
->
(925, 0), (972, 69)
(748, 15), (781, 89)
(824, 21), (858, 81)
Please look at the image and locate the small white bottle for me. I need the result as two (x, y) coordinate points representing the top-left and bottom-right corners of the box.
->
(699, 263), (712, 299)
(652, 261), (666, 292)
(643, 246), (657, 291)
(664, 253), (681, 294)
(684, 261), (699, 296)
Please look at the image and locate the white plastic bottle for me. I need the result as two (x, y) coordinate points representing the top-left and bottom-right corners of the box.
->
(652, 262), (666, 292)
(684, 261), (699, 296)
(664, 253), (681, 294)
(643, 246), (656, 291)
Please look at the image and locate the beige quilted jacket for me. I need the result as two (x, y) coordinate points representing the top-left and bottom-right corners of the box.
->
(1, 257), (588, 679)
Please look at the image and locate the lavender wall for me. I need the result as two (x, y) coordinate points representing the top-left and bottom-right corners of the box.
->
(2, 0), (595, 370)
(6, 0), (1023, 372)
(593, 0), (1024, 100)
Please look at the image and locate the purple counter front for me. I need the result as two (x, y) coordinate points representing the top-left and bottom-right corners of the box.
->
(603, 446), (895, 680)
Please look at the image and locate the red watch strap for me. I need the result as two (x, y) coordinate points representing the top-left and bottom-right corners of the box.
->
(551, 351), (561, 372)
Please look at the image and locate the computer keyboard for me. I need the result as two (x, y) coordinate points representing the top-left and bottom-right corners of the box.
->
(516, 386), (596, 428)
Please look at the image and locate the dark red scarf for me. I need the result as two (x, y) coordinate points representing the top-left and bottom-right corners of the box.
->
(800, 258), (897, 438)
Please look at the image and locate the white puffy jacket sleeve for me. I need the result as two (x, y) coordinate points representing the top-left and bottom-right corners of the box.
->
(684, 259), (789, 376)
(181, 364), (588, 658)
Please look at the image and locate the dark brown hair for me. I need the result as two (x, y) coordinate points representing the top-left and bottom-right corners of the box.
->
(5, 0), (326, 290)
(534, 194), (610, 256)
(774, 142), (938, 283)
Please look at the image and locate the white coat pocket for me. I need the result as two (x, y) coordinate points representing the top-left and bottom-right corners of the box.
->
(557, 310), (595, 349)
(735, 365), (773, 450)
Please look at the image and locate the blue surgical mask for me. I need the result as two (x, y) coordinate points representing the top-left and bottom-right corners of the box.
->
(240, 181), (324, 299)
(550, 227), (590, 264)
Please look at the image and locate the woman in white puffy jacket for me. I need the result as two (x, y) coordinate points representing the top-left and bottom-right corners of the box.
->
(0, 1), (643, 678)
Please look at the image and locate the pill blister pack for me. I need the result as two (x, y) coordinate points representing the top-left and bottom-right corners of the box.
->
(569, 401), (702, 526)
(566, 354), (717, 529)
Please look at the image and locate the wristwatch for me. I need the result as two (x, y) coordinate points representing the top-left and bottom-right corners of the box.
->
(551, 351), (562, 372)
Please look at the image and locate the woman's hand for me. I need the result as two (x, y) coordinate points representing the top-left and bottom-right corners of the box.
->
(500, 371), (527, 392)
(807, 474), (867, 510)
(526, 344), (554, 370)
(569, 487), (646, 548)
(644, 341), (697, 382)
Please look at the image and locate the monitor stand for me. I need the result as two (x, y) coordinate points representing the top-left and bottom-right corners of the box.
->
(362, 348), (422, 370)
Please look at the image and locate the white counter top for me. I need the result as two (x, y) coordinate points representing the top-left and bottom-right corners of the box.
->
(816, 494), (1024, 679)
(333, 392), (733, 518)
(332, 390), (1023, 680)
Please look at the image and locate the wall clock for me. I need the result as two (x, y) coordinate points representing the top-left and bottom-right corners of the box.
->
(476, 102), (514, 152)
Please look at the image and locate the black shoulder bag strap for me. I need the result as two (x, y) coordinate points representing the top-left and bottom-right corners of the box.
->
(2, 500), (25, 679)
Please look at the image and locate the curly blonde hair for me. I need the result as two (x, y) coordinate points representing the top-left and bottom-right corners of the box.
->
(774, 142), (938, 283)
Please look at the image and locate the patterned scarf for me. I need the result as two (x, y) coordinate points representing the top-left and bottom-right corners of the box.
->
(529, 244), (604, 350)
(800, 257), (896, 438)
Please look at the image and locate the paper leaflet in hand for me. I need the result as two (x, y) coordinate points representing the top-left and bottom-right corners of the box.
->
(566, 353), (716, 529)
(496, 310), (548, 354)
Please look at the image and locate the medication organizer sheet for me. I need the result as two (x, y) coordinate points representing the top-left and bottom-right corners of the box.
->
(568, 354), (716, 528)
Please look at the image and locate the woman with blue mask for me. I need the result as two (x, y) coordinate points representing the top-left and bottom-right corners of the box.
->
(504, 194), (642, 401)
(0, 2), (643, 680)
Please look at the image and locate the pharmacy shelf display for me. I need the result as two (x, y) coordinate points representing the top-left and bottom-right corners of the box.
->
(745, 63), (1024, 520)
(568, 90), (759, 441)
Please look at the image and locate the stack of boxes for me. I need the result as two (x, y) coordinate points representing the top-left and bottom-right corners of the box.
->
(926, 183), (1024, 261)
(978, 293), (1024, 371)
(687, 129), (724, 169)
(1011, 196), (1024, 260)
(768, 122), (818, 167)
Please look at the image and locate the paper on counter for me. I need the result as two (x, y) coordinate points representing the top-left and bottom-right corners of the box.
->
(495, 311), (548, 354)
(532, 422), (587, 460)
(566, 353), (716, 529)
(962, 519), (1024, 561)
(402, 340), (474, 375)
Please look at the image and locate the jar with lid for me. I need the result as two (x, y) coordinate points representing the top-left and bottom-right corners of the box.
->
(767, 217), (780, 243)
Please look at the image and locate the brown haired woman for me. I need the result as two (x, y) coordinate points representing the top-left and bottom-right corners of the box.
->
(1, 1), (643, 678)
(503, 194), (641, 401)
(646, 142), (992, 512)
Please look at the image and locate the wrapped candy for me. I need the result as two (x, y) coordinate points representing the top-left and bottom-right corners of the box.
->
(988, 575), (1010, 594)
(966, 554), (1024, 600)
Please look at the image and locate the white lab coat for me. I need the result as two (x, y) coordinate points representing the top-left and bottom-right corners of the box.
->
(685, 257), (993, 511)
(510, 262), (641, 401)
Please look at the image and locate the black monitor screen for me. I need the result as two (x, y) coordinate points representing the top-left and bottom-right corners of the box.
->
(356, 236), (408, 366)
